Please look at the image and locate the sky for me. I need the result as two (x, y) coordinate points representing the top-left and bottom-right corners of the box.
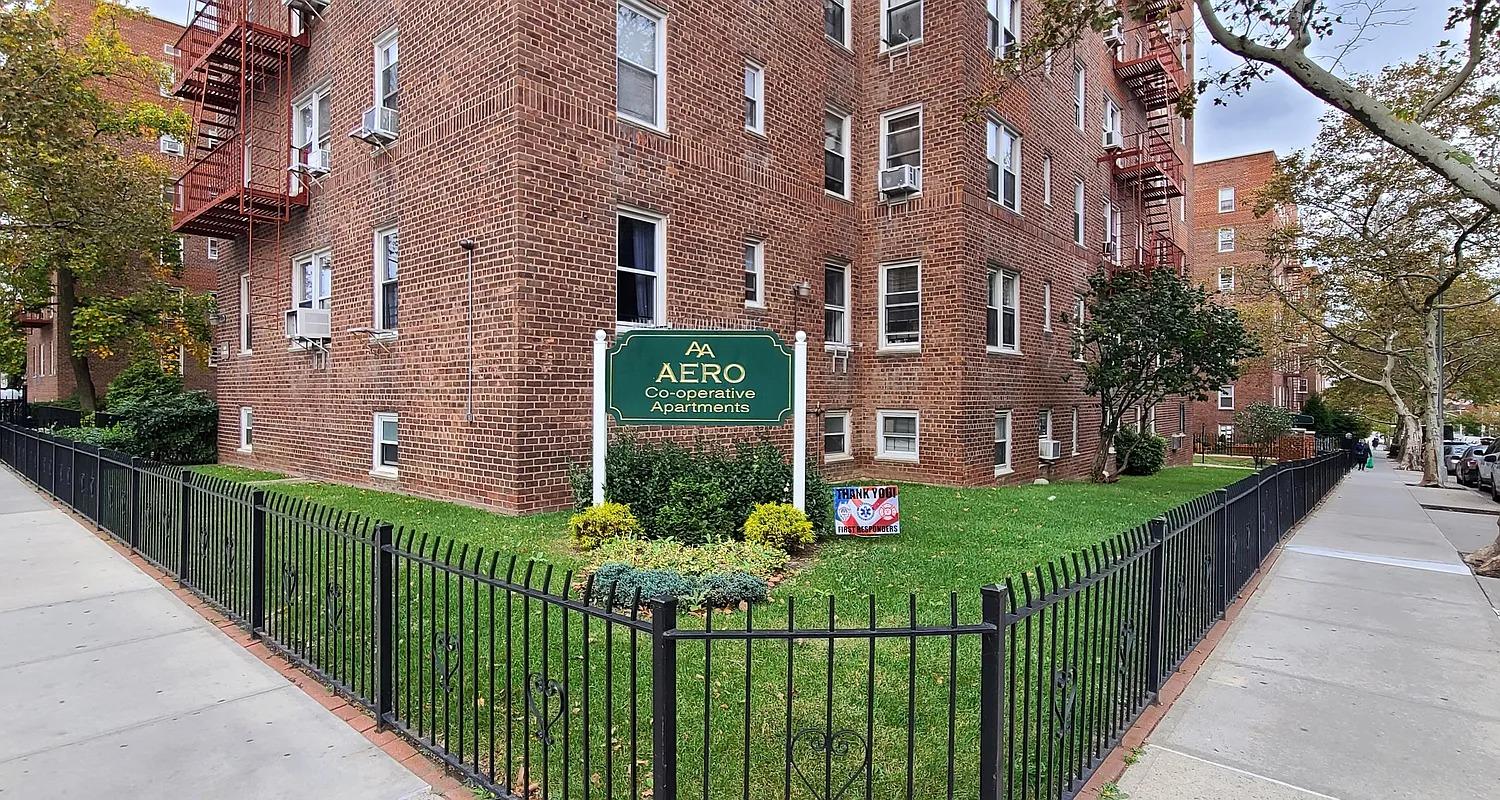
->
(141, 0), (1457, 165)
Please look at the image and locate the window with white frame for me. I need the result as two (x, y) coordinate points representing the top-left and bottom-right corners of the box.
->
(1145, 403), (1156, 433)
(824, 110), (850, 197)
(1042, 281), (1052, 331)
(824, 411), (851, 461)
(743, 62), (764, 133)
(238, 273), (252, 353)
(1218, 384), (1235, 410)
(1039, 408), (1053, 442)
(1218, 424), (1234, 440)
(743, 239), (764, 307)
(1102, 96), (1121, 146)
(986, 120), (1020, 211)
(1218, 227), (1236, 252)
(824, 262), (849, 346)
(1071, 407), (1080, 453)
(1179, 195), (1186, 221)
(616, 1), (666, 129)
(994, 410), (1012, 473)
(375, 30), (399, 110)
(1274, 384), (1286, 408)
(160, 67), (174, 97)
(1135, 221), (1145, 266)
(207, 238), (220, 261)
(1042, 155), (1052, 204)
(372, 412), (399, 475)
(986, 0), (1018, 57)
(375, 227), (399, 330)
(159, 134), (183, 156)
(292, 250), (332, 310)
(1218, 186), (1235, 213)
(1103, 198), (1117, 262)
(986, 269), (1019, 352)
(1177, 401), (1187, 435)
(617, 208), (665, 325)
(882, 0), (922, 49)
(1073, 294), (1086, 361)
(1073, 181), (1085, 245)
(880, 106), (922, 186)
(1044, 48), (1054, 75)
(880, 261), (920, 349)
(824, 0), (849, 47)
(291, 88), (331, 181)
(239, 407), (253, 451)
(1073, 62), (1086, 131)
(877, 410), (919, 460)
(1217, 266), (1234, 292)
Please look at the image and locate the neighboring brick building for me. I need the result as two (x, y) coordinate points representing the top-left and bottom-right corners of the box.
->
(179, 0), (1197, 513)
(21, 0), (216, 403)
(1189, 150), (1319, 441)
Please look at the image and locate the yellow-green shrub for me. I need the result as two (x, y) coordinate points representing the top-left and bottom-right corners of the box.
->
(569, 502), (640, 550)
(743, 502), (815, 553)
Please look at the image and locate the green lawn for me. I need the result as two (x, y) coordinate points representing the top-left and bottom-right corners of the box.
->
(1193, 454), (1264, 469)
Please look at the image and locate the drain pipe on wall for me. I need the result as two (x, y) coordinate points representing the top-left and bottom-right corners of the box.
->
(460, 238), (476, 422)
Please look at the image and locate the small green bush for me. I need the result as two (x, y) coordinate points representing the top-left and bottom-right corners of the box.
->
(587, 537), (789, 579)
(743, 502), (815, 553)
(654, 476), (733, 545)
(695, 571), (769, 607)
(105, 361), (184, 407)
(1115, 428), (1168, 476)
(51, 423), (138, 454)
(108, 390), (217, 464)
(568, 502), (640, 550)
(590, 563), (696, 605)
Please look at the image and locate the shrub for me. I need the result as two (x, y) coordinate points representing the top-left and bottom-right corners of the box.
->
(695, 571), (769, 607)
(51, 423), (138, 454)
(105, 361), (183, 408)
(587, 537), (789, 580)
(590, 563), (696, 606)
(743, 502), (815, 553)
(568, 502), (640, 550)
(1114, 428), (1168, 476)
(653, 475), (734, 545)
(108, 389), (217, 464)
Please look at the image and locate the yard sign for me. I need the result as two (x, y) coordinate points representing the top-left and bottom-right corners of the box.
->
(832, 485), (901, 536)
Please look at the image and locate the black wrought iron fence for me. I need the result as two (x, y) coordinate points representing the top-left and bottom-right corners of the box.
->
(0, 421), (1350, 800)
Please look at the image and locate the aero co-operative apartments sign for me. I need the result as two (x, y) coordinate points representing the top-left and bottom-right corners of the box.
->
(606, 329), (793, 425)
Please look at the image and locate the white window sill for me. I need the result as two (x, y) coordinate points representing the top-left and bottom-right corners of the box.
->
(616, 320), (665, 332)
(875, 455), (919, 464)
(370, 330), (399, 341)
(824, 454), (853, 464)
(994, 466), (1014, 477)
(369, 467), (399, 480)
(825, 36), (853, 54)
(880, 38), (923, 55)
(825, 190), (853, 203)
(617, 113), (668, 137)
(987, 346), (1023, 356)
(879, 190), (923, 203)
(744, 126), (766, 139)
(236, 446), (253, 454)
(878, 344), (920, 354)
(825, 342), (853, 352)
(744, 300), (765, 310)
(238, 350), (252, 357)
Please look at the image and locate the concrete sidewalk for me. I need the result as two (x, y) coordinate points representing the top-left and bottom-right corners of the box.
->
(0, 467), (435, 799)
(1118, 462), (1500, 800)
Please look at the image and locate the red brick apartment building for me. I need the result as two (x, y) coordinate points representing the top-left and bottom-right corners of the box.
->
(1189, 150), (1320, 440)
(21, 0), (217, 402)
(178, 0), (1197, 512)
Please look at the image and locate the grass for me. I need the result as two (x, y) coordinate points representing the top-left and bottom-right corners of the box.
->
(192, 464), (289, 483)
(1194, 454), (1264, 469)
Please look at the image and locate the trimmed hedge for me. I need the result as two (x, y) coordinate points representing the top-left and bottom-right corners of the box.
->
(1115, 428), (1168, 476)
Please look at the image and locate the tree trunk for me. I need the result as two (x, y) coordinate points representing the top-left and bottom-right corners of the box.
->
(1397, 413), (1423, 471)
(1091, 422), (1117, 483)
(1463, 522), (1500, 577)
(1421, 306), (1443, 487)
(54, 269), (97, 413)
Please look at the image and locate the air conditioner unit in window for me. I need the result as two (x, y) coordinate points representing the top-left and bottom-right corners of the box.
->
(207, 343), (229, 367)
(1102, 129), (1123, 150)
(1101, 239), (1119, 261)
(351, 106), (399, 146)
(879, 165), (921, 196)
(1039, 439), (1063, 461)
(290, 147), (331, 177)
(284, 307), (331, 340)
(1103, 23), (1123, 46)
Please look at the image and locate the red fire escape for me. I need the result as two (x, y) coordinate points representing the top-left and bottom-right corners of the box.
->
(1102, 5), (1187, 273)
(170, 0), (306, 240)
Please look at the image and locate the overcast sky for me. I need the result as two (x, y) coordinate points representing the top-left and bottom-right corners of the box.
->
(141, 0), (1455, 165)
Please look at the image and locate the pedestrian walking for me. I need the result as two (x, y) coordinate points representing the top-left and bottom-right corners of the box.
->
(1353, 439), (1369, 470)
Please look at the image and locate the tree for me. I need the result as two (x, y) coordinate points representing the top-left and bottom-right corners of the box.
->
(1078, 267), (1260, 482)
(989, 1), (1500, 212)
(0, 1), (200, 412)
(1300, 391), (1334, 433)
(1235, 402), (1293, 465)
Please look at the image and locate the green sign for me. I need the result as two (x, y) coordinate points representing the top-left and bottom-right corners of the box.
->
(607, 329), (792, 425)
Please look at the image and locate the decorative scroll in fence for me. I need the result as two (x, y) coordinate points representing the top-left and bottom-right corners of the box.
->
(0, 421), (1349, 800)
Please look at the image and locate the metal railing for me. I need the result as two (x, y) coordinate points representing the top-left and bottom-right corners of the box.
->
(0, 421), (1350, 800)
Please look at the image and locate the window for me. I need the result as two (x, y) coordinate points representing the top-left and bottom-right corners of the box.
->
(1218, 227), (1236, 252)
(372, 412), (399, 476)
(1073, 181), (1085, 245)
(238, 273), (252, 353)
(882, 0), (922, 49)
(1042, 281), (1052, 331)
(986, 120), (1020, 211)
(1103, 197), (1117, 262)
(880, 106), (922, 187)
(160, 68), (174, 97)
(880, 262), (920, 349)
(986, 0), (1018, 57)
(1135, 222), (1145, 266)
(1218, 186), (1235, 213)
(1146, 404), (1157, 433)
(743, 240), (764, 307)
(1071, 408), (1080, 454)
(293, 250), (332, 310)
(1218, 424), (1235, 441)
(1179, 195), (1186, 222)
(207, 238), (220, 261)
(824, 0), (849, 47)
(1042, 155), (1052, 205)
(824, 110), (850, 197)
(238, 407), (253, 452)
(1102, 96), (1121, 146)
(1218, 384), (1235, 410)
(986, 269), (1019, 352)
(1043, 49), (1054, 75)
(617, 208), (665, 325)
(375, 227), (399, 330)
(878, 411), (919, 460)
(1073, 63), (1086, 131)
(375, 30), (399, 110)
(1039, 408), (1053, 442)
(1274, 384), (1286, 408)
(743, 62), (764, 134)
(163, 43), (180, 57)
(994, 410), (1012, 474)
(1217, 266), (1234, 292)
(617, 0), (666, 129)
(159, 134), (183, 156)
(824, 411), (851, 461)
(1073, 295), (1086, 361)
(291, 88), (331, 186)
(1177, 402), (1187, 435)
(824, 262), (849, 346)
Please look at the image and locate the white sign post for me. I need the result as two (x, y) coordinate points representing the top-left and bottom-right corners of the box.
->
(592, 329), (607, 506)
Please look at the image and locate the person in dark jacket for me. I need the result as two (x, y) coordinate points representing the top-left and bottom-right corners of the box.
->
(1352, 439), (1370, 470)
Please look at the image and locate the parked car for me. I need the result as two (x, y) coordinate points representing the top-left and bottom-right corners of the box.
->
(1478, 440), (1500, 492)
(1444, 440), (1470, 474)
(1458, 445), (1486, 486)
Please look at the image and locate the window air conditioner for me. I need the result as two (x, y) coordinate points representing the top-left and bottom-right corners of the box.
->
(1039, 439), (1063, 461)
(1103, 23), (1123, 46)
(879, 165), (921, 196)
(351, 106), (399, 146)
(207, 343), (229, 367)
(291, 147), (331, 177)
(1102, 129), (1122, 150)
(284, 307), (331, 340)
(1101, 239), (1119, 261)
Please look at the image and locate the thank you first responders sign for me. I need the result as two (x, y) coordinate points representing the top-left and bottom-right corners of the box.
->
(833, 485), (901, 536)
(607, 329), (793, 425)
